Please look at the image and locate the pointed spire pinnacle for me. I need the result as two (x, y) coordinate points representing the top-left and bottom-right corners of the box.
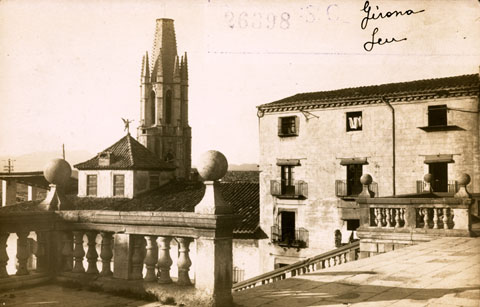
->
(174, 55), (181, 78)
(182, 52), (188, 81)
(141, 52), (150, 82)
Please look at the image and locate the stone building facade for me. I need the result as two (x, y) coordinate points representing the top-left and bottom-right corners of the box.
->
(256, 72), (480, 272)
(137, 19), (191, 180)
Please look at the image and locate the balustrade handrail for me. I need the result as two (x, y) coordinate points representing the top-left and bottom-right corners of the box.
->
(232, 241), (359, 292)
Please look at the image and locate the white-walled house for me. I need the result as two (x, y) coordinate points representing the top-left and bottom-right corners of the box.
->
(75, 134), (175, 198)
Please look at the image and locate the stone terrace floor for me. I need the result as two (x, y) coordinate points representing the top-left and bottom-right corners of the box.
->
(0, 237), (478, 306)
(233, 237), (480, 307)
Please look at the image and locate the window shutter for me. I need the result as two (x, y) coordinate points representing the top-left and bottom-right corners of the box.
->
(294, 116), (300, 135)
(278, 117), (283, 136)
(271, 180), (281, 196)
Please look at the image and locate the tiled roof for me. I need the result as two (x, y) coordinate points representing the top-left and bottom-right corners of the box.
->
(259, 74), (479, 112)
(74, 134), (175, 171)
(55, 180), (260, 238)
(221, 171), (259, 183)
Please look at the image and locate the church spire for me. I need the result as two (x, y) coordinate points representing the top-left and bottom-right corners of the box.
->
(141, 52), (150, 83)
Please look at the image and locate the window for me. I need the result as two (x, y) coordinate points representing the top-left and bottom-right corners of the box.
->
(278, 116), (299, 136)
(280, 211), (296, 245)
(281, 166), (295, 195)
(113, 175), (125, 197)
(346, 111), (362, 131)
(86, 175), (97, 196)
(347, 164), (363, 196)
(149, 91), (156, 126)
(428, 105), (447, 127)
(165, 90), (172, 125)
(429, 162), (448, 192)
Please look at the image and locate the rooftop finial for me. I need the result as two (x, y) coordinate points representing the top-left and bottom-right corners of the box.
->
(122, 118), (134, 134)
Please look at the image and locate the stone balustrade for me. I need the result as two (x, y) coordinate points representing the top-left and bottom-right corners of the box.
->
(0, 151), (235, 306)
(233, 241), (359, 292)
(357, 173), (474, 258)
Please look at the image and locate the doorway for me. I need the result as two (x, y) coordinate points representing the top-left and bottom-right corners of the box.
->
(429, 162), (448, 192)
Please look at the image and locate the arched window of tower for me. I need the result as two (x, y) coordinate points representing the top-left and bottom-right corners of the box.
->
(149, 90), (156, 126)
(165, 152), (174, 162)
(165, 90), (172, 125)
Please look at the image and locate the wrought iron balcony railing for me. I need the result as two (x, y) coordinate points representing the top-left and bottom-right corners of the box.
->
(335, 180), (378, 197)
(271, 225), (308, 248)
(416, 180), (458, 194)
(270, 180), (308, 199)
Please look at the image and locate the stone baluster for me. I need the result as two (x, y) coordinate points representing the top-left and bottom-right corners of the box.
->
(402, 208), (407, 227)
(61, 232), (73, 272)
(422, 209), (430, 229)
(157, 236), (173, 283)
(99, 232), (113, 276)
(380, 209), (386, 227)
(72, 231), (85, 273)
(177, 237), (193, 285)
(375, 209), (381, 227)
(86, 231), (99, 274)
(394, 209), (401, 228)
(143, 235), (158, 282)
(443, 208), (449, 229)
(34, 231), (47, 272)
(16, 231), (30, 275)
(0, 233), (9, 278)
(130, 235), (144, 280)
(386, 208), (392, 227)
(433, 209), (440, 229)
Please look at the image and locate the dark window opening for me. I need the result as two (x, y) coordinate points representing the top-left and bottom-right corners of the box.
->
(347, 164), (363, 196)
(346, 219), (360, 231)
(428, 105), (447, 127)
(280, 211), (296, 245)
(113, 175), (125, 197)
(149, 91), (156, 126)
(346, 111), (362, 131)
(278, 116), (298, 136)
(165, 152), (174, 162)
(274, 263), (289, 269)
(429, 162), (448, 192)
(281, 166), (295, 195)
(165, 90), (172, 125)
(86, 175), (97, 196)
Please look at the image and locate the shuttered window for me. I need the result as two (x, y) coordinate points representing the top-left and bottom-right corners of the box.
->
(86, 175), (97, 196)
(113, 175), (125, 197)
(278, 116), (299, 137)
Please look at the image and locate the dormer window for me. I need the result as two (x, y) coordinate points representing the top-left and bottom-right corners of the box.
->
(98, 152), (111, 166)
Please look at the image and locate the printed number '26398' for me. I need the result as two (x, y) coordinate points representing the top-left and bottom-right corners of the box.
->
(224, 12), (290, 30)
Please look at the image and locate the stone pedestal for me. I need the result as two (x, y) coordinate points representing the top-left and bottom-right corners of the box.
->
(2, 180), (16, 206)
(113, 233), (133, 279)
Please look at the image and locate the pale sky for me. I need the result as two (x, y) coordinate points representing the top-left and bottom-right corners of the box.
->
(1, 0), (479, 166)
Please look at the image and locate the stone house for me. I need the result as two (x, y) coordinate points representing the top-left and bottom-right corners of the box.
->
(255, 72), (480, 272)
(75, 134), (175, 198)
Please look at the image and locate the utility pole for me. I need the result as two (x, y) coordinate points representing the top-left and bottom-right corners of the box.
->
(3, 159), (15, 173)
(62, 144), (66, 160)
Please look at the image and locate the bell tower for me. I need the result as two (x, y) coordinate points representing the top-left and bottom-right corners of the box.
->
(137, 19), (191, 179)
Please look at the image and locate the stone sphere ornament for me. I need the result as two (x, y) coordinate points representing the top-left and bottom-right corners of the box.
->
(424, 173), (433, 183)
(43, 158), (72, 185)
(458, 173), (471, 186)
(196, 150), (228, 181)
(360, 174), (373, 185)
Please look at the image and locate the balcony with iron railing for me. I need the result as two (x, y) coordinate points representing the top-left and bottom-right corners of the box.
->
(270, 180), (308, 199)
(335, 180), (378, 198)
(270, 225), (308, 248)
(416, 179), (458, 194)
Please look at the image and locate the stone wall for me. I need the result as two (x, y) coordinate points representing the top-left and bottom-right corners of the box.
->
(258, 95), (479, 273)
